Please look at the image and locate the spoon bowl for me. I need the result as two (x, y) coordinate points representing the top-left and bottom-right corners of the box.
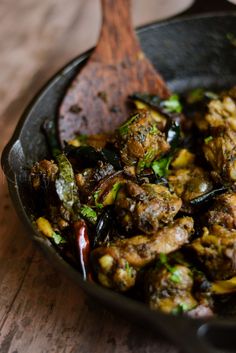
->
(58, 0), (170, 144)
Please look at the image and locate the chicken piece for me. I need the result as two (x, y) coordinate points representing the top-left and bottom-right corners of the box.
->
(168, 166), (213, 203)
(203, 127), (236, 183)
(205, 93), (236, 131)
(116, 110), (170, 171)
(30, 160), (58, 191)
(91, 217), (194, 291)
(145, 265), (197, 314)
(144, 252), (213, 316)
(206, 192), (236, 229)
(115, 181), (182, 234)
(190, 225), (236, 280)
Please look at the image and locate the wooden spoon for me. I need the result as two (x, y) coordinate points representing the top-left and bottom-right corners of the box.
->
(58, 0), (170, 144)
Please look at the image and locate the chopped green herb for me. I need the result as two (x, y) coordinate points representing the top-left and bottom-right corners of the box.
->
(149, 123), (158, 135)
(159, 253), (168, 264)
(172, 303), (190, 315)
(80, 205), (97, 224)
(161, 94), (182, 113)
(125, 262), (133, 276)
(137, 149), (156, 171)
(152, 155), (172, 178)
(204, 136), (213, 144)
(226, 32), (236, 47)
(159, 254), (182, 283)
(93, 190), (103, 209)
(52, 232), (66, 245)
(170, 268), (182, 283)
(118, 113), (139, 136)
(111, 182), (122, 201)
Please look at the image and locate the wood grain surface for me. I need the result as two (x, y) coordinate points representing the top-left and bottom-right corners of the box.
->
(58, 0), (170, 143)
(0, 1), (179, 352)
(1, 1), (234, 352)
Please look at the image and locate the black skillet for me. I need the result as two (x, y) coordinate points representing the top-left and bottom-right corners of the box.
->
(2, 13), (236, 353)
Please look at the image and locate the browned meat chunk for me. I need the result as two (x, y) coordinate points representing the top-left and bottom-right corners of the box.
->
(194, 89), (236, 133)
(203, 127), (236, 184)
(91, 217), (194, 291)
(116, 110), (170, 171)
(145, 265), (198, 314)
(206, 192), (236, 229)
(31, 159), (58, 191)
(115, 181), (182, 233)
(190, 225), (236, 280)
(205, 92), (236, 131)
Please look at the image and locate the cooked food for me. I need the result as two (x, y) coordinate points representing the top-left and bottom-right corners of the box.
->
(30, 88), (236, 318)
(114, 182), (182, 233)
(145, 264), (198, 314)
(116, 110), (170, 171)
(190, 225), (236, 280)
(206, 192), (236, 229)
(91, 217), (193, 291)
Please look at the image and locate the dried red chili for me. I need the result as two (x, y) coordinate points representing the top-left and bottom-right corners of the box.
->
(74, 219), (92, 280)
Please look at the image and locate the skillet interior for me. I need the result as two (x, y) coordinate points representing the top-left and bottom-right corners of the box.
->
(2, 13), (236, 353)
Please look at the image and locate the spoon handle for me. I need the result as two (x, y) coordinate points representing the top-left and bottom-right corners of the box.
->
(91, 0), (141, 63)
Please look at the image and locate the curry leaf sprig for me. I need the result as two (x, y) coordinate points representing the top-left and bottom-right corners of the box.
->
(55, 153), (80, 214)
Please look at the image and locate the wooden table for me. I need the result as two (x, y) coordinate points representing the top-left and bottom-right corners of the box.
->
(1, 1), (235, 352)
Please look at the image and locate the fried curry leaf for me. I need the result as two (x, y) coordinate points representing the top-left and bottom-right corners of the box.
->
(152, 155), (172, 178)
(172, 303), (191, 315)
(204, 136), (213, 144)
(55, 153), (79, 212)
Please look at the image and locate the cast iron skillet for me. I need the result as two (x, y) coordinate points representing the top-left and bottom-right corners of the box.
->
(2, 13), (236, 353)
